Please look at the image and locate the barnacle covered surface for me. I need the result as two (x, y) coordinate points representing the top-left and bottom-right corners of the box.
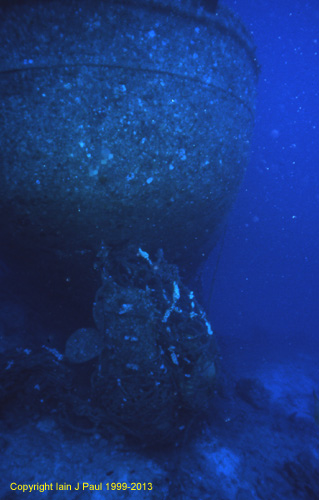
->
(0, 0), (258, 307)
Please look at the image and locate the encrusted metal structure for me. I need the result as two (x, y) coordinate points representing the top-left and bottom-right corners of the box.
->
(0, 0), (258, 305)
(0, 0), (258, 443)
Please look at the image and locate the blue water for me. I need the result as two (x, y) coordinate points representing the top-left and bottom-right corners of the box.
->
(206, 0), (319, 351)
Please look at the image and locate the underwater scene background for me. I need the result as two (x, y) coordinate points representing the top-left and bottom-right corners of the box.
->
(0, 0), (318, 499)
